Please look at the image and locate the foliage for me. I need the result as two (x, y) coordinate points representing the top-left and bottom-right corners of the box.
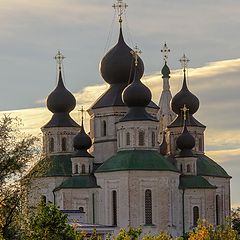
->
(0, 115), (38, 239)
(27, 202), (76, 240)
(232, 207), (240, 234)
(113, 227), (142, 240)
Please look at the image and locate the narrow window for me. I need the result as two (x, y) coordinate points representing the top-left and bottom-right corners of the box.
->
(126, 132), (130, 146)
(139, 131), (145, 146)
(180, 164), (183, 172)
(102, 120), (107, 136)
(79, 207), (84, 213)
(145, 189), (152, 225)
(62, 137), (67, 151)
(112, 190), (117, 226)
(41, 195), (46, 204)
(49, 138), (54, 152)
(82, 164), (86, 174)
(193, 206), (199, 227)
(151, 132), (155, 147)
(89, 165), (91, 173)
(199, 137), (203, 151)
(187, 164), (191, 173)
(75, 164), (79, 174)
(216, 195), (220, 225)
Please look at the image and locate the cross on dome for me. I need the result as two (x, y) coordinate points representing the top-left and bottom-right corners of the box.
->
(179, 54), (190, 71)
(78, 106), (85, 126)
(161, 42), (170, 63)
(112, 0), (128, 23)
(54, 50), (65, 68)
(130, 45), (142, 66)
(180, 104), (189, 121)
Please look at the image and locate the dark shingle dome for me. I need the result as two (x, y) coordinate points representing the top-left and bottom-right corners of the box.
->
(47, 69), (76, 113)
(73, 124), (92, 151)
(161, 62), (170, 78)
(171, 72), (199, 115)
(100, 27), (144, 85)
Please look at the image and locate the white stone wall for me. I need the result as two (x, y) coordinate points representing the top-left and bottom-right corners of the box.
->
(95, 171), (180, 235)
(116, 120), (159, 151)
(71, 156), (93, 175)
(176, 157), (197, 175)
(41, 127), (79, 155)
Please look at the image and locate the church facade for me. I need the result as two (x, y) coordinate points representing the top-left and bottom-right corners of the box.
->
(27, 3), (231, 237)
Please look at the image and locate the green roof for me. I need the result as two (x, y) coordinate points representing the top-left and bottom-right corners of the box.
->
(55, 175), (99, 190)
(179, 175), (217, 189)
(96, 150), (178, 173)
(30, 154), (72, 177)
(197, 154), (231, 178)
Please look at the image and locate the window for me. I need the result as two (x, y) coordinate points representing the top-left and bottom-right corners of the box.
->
(49, 138), (54, 152)
(41, 195), (46, 204)
(180, 164), (183, 172)
(102, 120), (107, 136)
(216, 195), (220, 225)
(79, 207), (84, 213)
(62, 137), (67, 151)
(187, 164), (191, 173)
(145, 189), (152, 225)
(139, 131), (145, 146)
(75, 164), (79, 174)
(89, 165), (91, 173)
(151, 132), (155, 147)
(112, 191), (117, 226)
(193, 206), (199, 227)
(126, 132), (130, 146)
(199, 137), (203, 151)
(82, 164), (86, 174)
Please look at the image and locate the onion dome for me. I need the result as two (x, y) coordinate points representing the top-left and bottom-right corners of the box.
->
(161, 62), (170, 78)
(176, 123), (195, 157)
(100, 26), (144, 85)
(159, 132), (168, 156)
(73, 118), (93, 158)
(47, 68), (76, 113)
(171, 70), (199, 115)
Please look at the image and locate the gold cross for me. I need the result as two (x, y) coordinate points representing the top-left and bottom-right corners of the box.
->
(78, 106), (85, 125)
(179, 54), (190, 71)
(54, 50), (65, 67)
(180, 104), (189, 121)
(112, 0), (128, 23)
(161, 42), (170, 63)
(130, 45), (142, 66)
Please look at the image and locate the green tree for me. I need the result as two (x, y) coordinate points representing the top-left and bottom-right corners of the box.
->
(27, 202), (76, 240)
(232, 207), (240, 235)
(0, 115), (38, 239)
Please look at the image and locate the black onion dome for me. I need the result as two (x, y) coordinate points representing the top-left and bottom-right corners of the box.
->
(161, 62), (170, 78)
(47, 69), (76, 113)
(100, 27), (144, 84)
(122, 67), (152, 107)
(73, 124), (92, 151)
(171, 72), (199, 115)
(176, 124), (195, 157)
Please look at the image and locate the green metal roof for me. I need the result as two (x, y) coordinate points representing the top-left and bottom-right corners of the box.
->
(179, 175), (217, 189)
(96, 150), (178, 173)
(30, 154), (72, 177)
(197, 154), (231, 178)
(55, 175), (99, 190)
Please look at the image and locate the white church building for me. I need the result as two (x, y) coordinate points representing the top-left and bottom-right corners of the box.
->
(27, 1), (231, 237)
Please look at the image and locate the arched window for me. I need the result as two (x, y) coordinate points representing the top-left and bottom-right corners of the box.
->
(112, 190), (117, 226)
(193, 206), (199, 227)
(145, 189), (152, 225)
(187, 164), (191, 173)
(180, 164), (183, 172)
(89, 165), (91, 173)
(216, 195), (220, 225)
(79, 207), (84, 213)
(102, 120), (107, 136)
(82, 164), (86, 174)
(41, 195), (46, 204)
(199, 137), (203, 151)
(139, 131), (145, 146)
(126, 132), (130, 146)
(151, 132), (155, 147)
(75, 164), (79, 174)
(62, 137), (67, 151)
(49, 138), (54, 152)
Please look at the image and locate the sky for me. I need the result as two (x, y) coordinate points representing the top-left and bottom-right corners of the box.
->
(0, 0), (240, 206)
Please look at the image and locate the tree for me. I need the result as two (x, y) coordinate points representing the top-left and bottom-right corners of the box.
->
(232, 207), (240, 235)
(0, 115), (38, 239)
(27, 202), (76, 240)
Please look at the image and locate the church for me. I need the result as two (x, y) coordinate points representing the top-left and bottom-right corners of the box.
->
(27, 1), (231, 237)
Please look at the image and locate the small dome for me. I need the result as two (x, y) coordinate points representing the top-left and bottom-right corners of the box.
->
(100, 27), (144, 85)
(73, 124), (92, 151)
(171, 72), (199, 115)
(122, 68), (151, 107)
(161, 62), (170, 78)
(47, 69), (76, 113)
(176, 124), (195, 156)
